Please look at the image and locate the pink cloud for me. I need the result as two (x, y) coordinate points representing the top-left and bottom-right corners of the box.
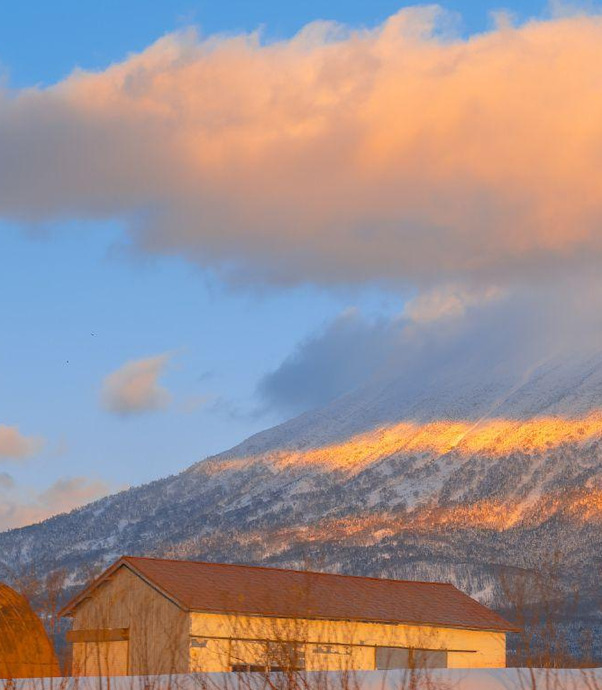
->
(102, 354), (172, 415)
(0, 476), (113, 531)
(0, 425), (43, 461)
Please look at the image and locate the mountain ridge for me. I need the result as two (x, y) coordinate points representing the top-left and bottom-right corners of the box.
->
(1, 350), (602, 615)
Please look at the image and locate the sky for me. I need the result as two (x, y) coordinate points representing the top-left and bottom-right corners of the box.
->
(1, 0), (601, 530)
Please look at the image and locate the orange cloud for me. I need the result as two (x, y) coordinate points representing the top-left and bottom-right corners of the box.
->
(0, 425), (43, 461)
(102, 354), (172, 415)
(3, 7), (602, 285)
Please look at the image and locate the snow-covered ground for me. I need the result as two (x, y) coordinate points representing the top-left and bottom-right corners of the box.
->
(3, 670), (602, 690)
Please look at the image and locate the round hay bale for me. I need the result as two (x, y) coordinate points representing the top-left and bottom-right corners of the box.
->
(0, 583), (60, 678)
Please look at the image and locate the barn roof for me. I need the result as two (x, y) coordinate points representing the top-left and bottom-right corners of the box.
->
(0, 583), (60, 679)
(62, 556), (518, 633)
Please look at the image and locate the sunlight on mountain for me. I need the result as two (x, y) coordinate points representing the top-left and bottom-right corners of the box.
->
(225, 412), (602, 471)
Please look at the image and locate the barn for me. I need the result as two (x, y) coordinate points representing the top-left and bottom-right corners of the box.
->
(0, 583), (60, 679)
(61, 556), (518, 676)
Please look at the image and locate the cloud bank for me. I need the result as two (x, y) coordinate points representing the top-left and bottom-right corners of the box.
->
(102, 354), (172, 415)
(259, 278), (602, 414)
(259, 309), (405, 413)
(0, 425), (42, 461)
(3, 7), (602, 286)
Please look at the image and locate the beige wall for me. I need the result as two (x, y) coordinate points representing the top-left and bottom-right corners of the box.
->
(189, 612), (507, 671)
(69, 566), (189, 676)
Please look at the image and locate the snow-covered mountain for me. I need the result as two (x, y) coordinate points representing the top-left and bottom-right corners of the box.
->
(2, 349), (602, 610)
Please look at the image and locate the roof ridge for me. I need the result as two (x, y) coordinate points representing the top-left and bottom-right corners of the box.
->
(123, 555), (456, 588)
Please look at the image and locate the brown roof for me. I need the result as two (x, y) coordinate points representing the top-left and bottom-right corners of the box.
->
(61, 556), (518, 633)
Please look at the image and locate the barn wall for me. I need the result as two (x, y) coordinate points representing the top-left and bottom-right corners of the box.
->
(68, 567), (507, 676)
(189, 612), (507, 671)
(69, 566), (189, 676)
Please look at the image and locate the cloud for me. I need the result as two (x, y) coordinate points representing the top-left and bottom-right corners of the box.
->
(102, 354), (172, 415)
(3, 8), (602, 287)
(258, 277), (602, 415)
(404, 285), (503, 323)
(258, 309), (405, 414)
(37, 477), (111, 513)
(0, 425), (43, 461)
(548, 0), (600, 18)
(0, 476), (112, 531)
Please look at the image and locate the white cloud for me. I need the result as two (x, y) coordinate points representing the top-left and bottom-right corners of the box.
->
(0, 425), (43, 461)
(102, 354), (172, 415)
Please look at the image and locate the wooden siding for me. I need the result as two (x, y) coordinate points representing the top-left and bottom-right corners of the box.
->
(67, 628), (129, 643)
(69, 565), (189, 676)
(189, 612), (507, 671)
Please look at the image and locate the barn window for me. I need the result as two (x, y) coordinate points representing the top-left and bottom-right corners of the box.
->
(375, 647), (447, 670)
(375, 646), (410, 669)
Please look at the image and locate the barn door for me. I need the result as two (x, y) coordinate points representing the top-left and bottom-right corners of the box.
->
(73, 640), (129, 676)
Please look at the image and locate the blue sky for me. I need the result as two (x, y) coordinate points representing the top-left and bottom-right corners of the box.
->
(1, 1), (546, 87)
(0, 218), (396, 483)
(0, 0), (584, 528)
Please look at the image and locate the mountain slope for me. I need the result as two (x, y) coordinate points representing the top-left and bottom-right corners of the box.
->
(2, 351), (602, 607)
